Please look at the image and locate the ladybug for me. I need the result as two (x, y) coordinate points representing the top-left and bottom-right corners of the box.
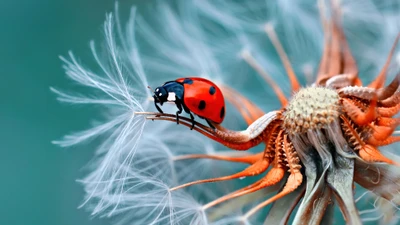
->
(152, 77), (225, 129)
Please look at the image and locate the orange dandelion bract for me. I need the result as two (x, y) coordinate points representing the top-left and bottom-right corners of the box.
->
(138, 2), (400, 224)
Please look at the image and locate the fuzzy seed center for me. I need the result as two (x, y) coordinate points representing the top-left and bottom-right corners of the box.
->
(283, 87), (340, 134)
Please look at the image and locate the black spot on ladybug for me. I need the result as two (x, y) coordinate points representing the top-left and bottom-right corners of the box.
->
(209, 86), (216, 95)
(220, 106), (225, 118)
(198, 100), (206, 110)
(183, 78), (193, 84)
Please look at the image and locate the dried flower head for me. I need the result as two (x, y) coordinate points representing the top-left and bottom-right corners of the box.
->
(54, 0), (400, 224)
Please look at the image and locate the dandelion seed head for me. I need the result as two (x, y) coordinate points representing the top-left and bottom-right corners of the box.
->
(283, 87), (340, 134)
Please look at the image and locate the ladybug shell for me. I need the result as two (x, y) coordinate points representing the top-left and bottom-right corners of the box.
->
(176, 77), (225, 124)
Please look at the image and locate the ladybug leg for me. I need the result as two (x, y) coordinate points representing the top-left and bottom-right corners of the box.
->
(154, 101), (164, 114)
(205, 119), (215, 130)
(175, 100), (183, 125)
(188, 111), (195, 130)
(181, 103), (196, 130)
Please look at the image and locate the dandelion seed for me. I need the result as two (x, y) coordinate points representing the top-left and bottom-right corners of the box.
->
(55, 0), (400, 224)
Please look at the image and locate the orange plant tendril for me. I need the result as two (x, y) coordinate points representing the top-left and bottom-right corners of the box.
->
(135, 1), (400, 223)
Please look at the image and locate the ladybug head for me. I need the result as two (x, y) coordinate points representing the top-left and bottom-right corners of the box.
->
(153, 86), (168, 105)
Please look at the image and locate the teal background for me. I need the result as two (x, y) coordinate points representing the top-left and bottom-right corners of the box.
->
(0, 1), (144, 225)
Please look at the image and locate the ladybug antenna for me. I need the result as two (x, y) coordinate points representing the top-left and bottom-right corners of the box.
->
(147, 85), (156, 96)
(147, 85), (156, 101)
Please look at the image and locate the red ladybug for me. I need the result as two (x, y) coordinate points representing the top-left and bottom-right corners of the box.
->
(153, 77), (225, 129)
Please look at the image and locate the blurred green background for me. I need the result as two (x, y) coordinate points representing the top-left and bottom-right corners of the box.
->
(0, 1), (145, 224)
